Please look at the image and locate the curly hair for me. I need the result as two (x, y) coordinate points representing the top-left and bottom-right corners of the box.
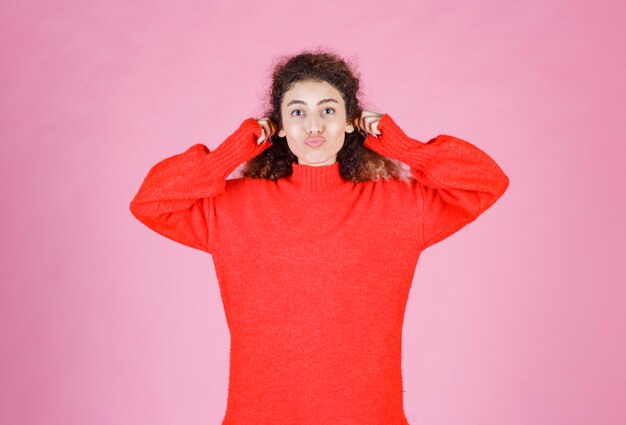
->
(239, 48), (413, 183)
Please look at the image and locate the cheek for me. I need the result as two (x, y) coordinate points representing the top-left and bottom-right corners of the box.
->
(282, 122), (301, 137)
(328, 120), (346, 133)
(285, 138), (302, 154)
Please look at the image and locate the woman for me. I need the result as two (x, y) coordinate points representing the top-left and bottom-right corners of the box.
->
(129, 50), (509, 425)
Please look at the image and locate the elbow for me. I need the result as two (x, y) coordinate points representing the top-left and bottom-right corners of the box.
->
(476, 172), (510, 214)
(129, 201), (146, 223)
(488, 165), (510, 199)
(497, 172), (510, 197)
(129, 198), (142, 217)
(129, 199), (158, 223)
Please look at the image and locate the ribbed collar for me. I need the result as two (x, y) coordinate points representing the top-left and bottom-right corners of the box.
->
(287, 161), (348, 195)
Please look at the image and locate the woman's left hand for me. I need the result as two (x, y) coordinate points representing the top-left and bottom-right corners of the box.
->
(354, 110), (385, 138)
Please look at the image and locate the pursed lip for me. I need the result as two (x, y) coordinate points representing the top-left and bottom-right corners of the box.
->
(304, 136), (326, 144)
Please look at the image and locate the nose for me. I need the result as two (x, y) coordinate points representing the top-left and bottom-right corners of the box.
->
(306, 116), (323, 134)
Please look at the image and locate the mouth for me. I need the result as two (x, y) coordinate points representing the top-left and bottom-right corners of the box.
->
(304, 136), (326, 147)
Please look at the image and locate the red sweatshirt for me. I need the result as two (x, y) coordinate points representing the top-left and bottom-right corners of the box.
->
(129, 114), (509, 424)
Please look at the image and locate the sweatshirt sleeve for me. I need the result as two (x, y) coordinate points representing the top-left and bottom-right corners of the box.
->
(129, 117), (271, 254)
(363, 113), (510, 250)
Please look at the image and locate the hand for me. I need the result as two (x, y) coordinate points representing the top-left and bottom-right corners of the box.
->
(256, 117), (278, 145)
(354, 110), (385, 138)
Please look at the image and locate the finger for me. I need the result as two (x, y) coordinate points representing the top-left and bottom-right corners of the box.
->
(371, 121), (380, 136)
(256, 119), (265, 142)
(366, 118), (374, 136)
(362, 116), (373, 134)
(257, 128), (266, 144)
(268, 120), (276, 137)
(273, 120), (280, 136)
(262, 125), (268, 138)
(356, 116), (368, 136)
(365, 115), (381, 136)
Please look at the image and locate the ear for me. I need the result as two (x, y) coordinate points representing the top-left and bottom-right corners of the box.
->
(278, 128), (286, 137)
(345, 122), (356, 133)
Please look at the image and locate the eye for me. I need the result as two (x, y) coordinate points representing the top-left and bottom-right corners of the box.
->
(323, 107), (335, 115)
(291, 109), (303, 117)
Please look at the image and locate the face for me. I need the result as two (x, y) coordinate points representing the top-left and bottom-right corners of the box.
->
(278, 80), (355, 166)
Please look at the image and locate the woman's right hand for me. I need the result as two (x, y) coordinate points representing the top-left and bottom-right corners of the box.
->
(256, 117), (278, 145)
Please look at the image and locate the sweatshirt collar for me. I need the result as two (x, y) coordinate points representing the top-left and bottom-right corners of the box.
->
(288, 160), (348, 195)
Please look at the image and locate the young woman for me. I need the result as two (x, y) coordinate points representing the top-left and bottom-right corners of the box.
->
(129, 50), (509, 425)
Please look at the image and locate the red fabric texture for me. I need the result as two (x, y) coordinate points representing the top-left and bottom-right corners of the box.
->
(129, 114), (510, 424)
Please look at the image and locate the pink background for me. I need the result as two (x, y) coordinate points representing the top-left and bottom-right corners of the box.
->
(2, 0), (625, 424)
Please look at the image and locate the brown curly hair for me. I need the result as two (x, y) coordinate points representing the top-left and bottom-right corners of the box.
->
(239, 48), (413, 183)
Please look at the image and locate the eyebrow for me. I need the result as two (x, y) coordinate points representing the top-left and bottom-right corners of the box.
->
(286, 98), (339, 107)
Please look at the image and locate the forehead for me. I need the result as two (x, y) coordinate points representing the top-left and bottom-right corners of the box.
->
(282, 80), (344, 105)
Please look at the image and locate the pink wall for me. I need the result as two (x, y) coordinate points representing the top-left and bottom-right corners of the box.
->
(1, 0), (624, 424)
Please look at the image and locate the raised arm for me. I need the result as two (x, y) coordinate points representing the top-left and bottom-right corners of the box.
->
(363, 114), (510, 250)
(129, 117), (271, 253)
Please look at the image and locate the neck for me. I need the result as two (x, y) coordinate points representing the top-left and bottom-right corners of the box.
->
(288, 161), (347, 195)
